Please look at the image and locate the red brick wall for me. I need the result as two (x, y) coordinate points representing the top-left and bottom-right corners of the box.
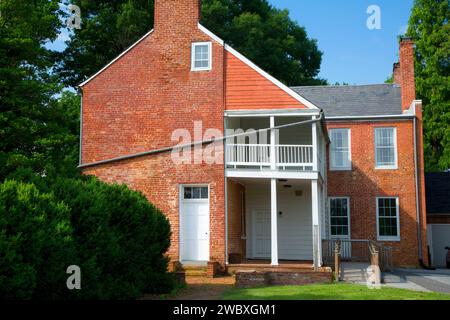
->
(81, 0), (226, 266)
(327, 120), (425, 267)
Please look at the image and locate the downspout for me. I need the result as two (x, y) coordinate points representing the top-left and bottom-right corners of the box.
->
(223, 42), (228, 266)
(79, 89), (83, 167)
(413, 102), (434, 269)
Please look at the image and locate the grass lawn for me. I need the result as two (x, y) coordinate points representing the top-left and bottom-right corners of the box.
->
(221, 283), (450, 300)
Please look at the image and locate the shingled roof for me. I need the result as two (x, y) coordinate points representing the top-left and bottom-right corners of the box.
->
(290, 84), (403, 117)
(426, 173), (450, 215)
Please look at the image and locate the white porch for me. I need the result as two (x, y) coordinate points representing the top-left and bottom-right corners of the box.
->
(226, 177), (327, 269)
(225, 110), (328, 269)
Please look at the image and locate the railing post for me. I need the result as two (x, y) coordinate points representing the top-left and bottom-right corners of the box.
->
(370, 243), (381, 286)
(334, 240), (341, 282)
(270, 117), (276, 170)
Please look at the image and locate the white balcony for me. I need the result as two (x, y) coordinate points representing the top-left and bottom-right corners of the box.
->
(226, 144), (314, 170)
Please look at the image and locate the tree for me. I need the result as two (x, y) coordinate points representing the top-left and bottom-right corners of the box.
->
(0, 0), (66, 179)
(57, 0), (326, 87)
(407, 0), (450, 171)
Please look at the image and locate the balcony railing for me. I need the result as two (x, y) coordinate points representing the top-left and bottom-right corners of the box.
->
(226, 144), (314, 169)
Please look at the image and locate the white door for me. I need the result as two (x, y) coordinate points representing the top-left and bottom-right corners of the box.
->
(180, 186), (210, 262)
(429, 224), (450, 267)
(253, 210), (271, 258)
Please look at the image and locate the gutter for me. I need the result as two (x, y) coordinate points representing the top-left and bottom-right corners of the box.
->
(326, 114), (415, 121)
(78, 112), (324, 169)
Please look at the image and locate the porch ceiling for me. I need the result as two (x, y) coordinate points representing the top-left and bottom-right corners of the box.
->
(229, 177), (311, 188)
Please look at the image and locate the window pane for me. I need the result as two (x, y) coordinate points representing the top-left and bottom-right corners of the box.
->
(201, 187), (208, 199)
(378, 198), (398, 237)
(330, 129), (350, 169)
(375, 128), (396, 166)
(184, 187), (192, 199)
(330, 198), (349, 237)
(192, 187), (201, 199)
(193, 44), (210, 70)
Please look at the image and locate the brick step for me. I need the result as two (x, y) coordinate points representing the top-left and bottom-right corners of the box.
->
(177, 265), (208, 277)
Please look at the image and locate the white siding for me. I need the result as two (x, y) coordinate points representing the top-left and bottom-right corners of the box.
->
(245, 182), (313, 260)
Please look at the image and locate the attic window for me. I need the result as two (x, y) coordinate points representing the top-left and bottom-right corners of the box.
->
(191, 42), (212, 71)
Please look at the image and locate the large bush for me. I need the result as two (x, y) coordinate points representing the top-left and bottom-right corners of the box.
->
(0, 176), (173, 299)
(0, 181), (74, 299)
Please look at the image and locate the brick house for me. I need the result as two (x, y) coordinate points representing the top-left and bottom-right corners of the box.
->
(78, 0), (428, 273)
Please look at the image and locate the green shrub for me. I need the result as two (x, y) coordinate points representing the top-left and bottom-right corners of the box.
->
(52, 176), (172, 299)
(0, 176), (173, 299)
(0, 181), (74, 299)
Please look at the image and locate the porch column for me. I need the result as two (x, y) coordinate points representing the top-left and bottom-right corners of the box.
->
(312, 116), (318, 171)
(270, 178), (279, 266)
(311, 179), (321, 270)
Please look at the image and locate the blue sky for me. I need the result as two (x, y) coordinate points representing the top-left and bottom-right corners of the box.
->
(269, 0), (414, 84)
(48, 0), (414, 85)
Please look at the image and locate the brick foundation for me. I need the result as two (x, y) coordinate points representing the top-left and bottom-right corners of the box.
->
(235, 270), (333, 288)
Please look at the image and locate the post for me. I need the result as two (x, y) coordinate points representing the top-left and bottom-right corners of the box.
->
(369, 243), (381, 286)
(312, 116), (318, 171)
(311, 180), (321, 269)
(270, 116), (276, 170)
(271, 178), (278, 266)
(334, 241), (341, 281)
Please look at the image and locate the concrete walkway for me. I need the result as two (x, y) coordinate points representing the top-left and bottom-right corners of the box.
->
(383, 269), (450, 293)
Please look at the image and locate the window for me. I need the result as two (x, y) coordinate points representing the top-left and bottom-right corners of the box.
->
(183, 186), (208, 200)
(329, 129), (351, 170)
(376, 197), (400, 241)
(329, 197), (350, 238)
(375, 127), (397, 169)
(191, 42), (212, 71)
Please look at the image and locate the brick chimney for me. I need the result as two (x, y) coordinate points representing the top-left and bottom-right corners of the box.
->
(394, 37), (416, 111)
(393, 62), (401, 85)
(154, 0), (201, 33)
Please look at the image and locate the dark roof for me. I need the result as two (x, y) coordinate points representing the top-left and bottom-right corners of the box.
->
(290, 84), (403, 117)
(426, 173), (450, 215)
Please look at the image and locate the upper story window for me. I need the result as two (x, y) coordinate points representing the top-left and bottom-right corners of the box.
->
(191, 42), (212, 71)
(375, 127), (397, 169)
(329, 129), (351, 171)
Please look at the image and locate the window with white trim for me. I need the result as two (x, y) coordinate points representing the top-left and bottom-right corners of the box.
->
(329, 197), (350, 238)
(183, 186), (208, 199)
(375, 127), (397, 169)
(376, 197), (400, 241)
(329, 129), (351, 170)
(191, 42), (211, 71)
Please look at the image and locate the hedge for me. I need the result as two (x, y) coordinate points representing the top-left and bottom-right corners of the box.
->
(0, 176), (173, 299)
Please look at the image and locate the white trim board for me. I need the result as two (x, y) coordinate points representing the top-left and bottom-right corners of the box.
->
(79, 29), (154, 87)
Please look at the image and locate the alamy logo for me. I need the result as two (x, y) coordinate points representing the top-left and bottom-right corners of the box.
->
(367, 5), (382, 30)
(66, 5), (81, 29)
(66, 265), (81, 290)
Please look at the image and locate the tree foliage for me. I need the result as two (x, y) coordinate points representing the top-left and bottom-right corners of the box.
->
(57, 0), (325, 87)
(0, 0), (78, 179)
(407, 0), (450, 171)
